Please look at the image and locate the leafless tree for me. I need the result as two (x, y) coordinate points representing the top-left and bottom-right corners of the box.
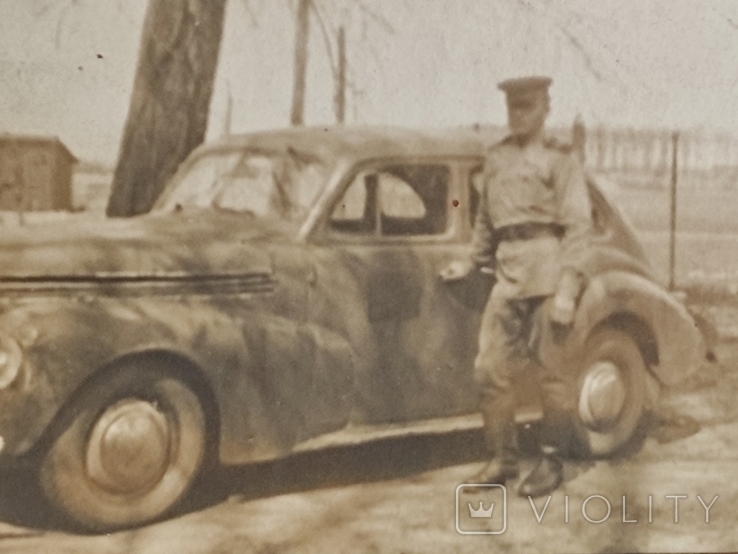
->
(290, 0), (396, 126)
(106, 0), (227, 217)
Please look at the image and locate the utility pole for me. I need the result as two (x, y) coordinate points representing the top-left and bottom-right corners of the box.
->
(668, 131), (679, 291)
(291, 0), (310, 126)
(334, 26), (346, 124)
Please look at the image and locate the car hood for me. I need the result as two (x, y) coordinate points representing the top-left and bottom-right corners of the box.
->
(0, 210), (284, 281)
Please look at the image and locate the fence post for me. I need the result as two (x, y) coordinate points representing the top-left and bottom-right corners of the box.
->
(572, 115), (586, 164)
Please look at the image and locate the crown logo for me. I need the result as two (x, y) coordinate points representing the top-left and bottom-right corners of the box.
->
(468, 501), (494, 518)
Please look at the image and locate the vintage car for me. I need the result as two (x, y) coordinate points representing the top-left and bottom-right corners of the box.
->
(0, 126), (704, 530)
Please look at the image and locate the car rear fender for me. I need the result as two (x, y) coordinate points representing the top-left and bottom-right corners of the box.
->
(538, 271), (705, 387)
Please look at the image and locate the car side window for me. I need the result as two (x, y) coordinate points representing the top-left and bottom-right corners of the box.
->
(379, 174), (426, 219)
(214, 155), (275, 214)
(329, 171), (377, 234)
(329, 164), (450, 237)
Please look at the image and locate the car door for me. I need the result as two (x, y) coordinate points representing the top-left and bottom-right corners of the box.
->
(310, 158), (490, 425)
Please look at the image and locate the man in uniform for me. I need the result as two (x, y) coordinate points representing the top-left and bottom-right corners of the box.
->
(441, 76), (593, 497)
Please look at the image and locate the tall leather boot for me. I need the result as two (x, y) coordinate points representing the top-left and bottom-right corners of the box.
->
(517, 411), (568, 497)
(517, 445), (563, 497)
(467, 392), (518, 486)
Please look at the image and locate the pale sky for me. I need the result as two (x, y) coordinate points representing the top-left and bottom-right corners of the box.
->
(0, 0), (737, 165)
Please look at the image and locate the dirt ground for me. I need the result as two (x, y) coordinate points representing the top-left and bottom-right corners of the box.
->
(0, 322), (735, 553)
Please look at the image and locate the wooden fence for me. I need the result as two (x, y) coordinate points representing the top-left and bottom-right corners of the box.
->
(577, 127), (738, 173)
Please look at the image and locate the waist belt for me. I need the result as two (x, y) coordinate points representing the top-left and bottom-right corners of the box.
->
(495, 222), (565, 242)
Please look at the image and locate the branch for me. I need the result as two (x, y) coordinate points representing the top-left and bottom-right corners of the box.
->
(55, 3), (73, 49)
(713, 7), (738, 30)
(539, 0), (654, 93)
(34, 0), (78, 48)
(514, 0), (639, 90)
(556, 25), (606, 82)
(349, 0), (395, 35)
(34, 0), (78, 17)
(33, 3), (53, 17)
(311, 0), (339, 79)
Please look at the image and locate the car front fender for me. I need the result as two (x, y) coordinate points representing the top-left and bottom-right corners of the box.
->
(0, 296), (355, 464)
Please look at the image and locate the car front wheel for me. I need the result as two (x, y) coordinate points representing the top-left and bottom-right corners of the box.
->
(39, 364), (207, 531)
(574, 327), (647, 457)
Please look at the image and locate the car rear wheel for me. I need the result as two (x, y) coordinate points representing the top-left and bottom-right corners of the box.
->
(574, 327), (647, 457)
(39, 364), (207, 531)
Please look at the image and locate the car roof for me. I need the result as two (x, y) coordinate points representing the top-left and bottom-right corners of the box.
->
(194, 125), (508, 164)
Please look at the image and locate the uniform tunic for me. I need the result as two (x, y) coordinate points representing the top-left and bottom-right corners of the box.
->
(471, 135), (592, 299)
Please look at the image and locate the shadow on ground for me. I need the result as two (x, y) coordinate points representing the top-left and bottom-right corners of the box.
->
(0, 344), (729, 535)
(180, 428), (490, 516)
(0, 428), (491, 535)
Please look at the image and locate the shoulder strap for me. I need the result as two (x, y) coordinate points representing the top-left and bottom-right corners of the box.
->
(543, 136), (573, 154)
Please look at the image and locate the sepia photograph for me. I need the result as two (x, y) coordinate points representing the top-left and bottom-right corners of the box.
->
(0, 0), (735, 552)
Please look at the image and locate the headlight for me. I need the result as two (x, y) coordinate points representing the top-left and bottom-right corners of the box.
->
(0, 332), (22, 390)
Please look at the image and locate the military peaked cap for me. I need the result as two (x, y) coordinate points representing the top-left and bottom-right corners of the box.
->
(497, 76), (552, 95)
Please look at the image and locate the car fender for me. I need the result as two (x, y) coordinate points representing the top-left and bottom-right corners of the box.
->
(538, 271), (705, 388)
(0, 296), (355, 463)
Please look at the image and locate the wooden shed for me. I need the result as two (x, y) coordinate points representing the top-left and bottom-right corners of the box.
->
(0, 135), (77, 211)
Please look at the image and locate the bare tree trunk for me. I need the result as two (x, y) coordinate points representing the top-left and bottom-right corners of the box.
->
(107, 0), (227, 217)
(334, 26), (346, 124)
(290, 0), (310, 126)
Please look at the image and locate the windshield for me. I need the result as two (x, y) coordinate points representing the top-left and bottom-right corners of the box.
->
(156, 148), (329, 224)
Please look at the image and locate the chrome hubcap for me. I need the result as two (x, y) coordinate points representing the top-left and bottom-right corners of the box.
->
(86, 399), (172, 495)
(579, 361), (627, 430)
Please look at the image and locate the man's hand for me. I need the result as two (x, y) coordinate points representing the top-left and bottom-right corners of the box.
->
(549, 294), (576, 326)
(439, 260), (475, 282)
(549, 268), (584, 326)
